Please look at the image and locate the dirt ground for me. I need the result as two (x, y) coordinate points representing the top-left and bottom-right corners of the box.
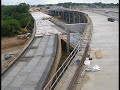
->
(1, 36), (29, 72)
(1, 36), (28, 54)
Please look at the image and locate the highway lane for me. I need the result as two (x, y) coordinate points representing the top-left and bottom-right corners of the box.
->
(76, 10), (118, 90)
(91, 8), (119, 21)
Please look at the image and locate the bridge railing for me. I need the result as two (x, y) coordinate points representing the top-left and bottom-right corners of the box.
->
(67, 14), (93, 90)
(43, 40), (80, 90)
(43, 10), (93, 90)
(80, 13), (93, 46)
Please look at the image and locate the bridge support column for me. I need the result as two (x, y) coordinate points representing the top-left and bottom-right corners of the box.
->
(68, 13), (71, 24)
(66, 13), (69, 22)
(82, 15), (85, 23)
(57, 11), (59, 16)
(73, 13), (75, 23)
(62, 11), (64, 20)
(78, 15), (80, 23)
(64, 12), (67, 21)
(55, 11), (57, 16)
(51, 11), (53, 16)
(65, 25), (70, 55)
(54, 11), (55, 16)
(66, 30), (70, 55)
(83, 16), (86, 23)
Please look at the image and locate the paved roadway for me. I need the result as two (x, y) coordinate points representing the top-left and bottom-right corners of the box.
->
(2, 35), (57, 90)
(76, 10), (118, 90)
(1, 12), (58, 90)
(91, 8), (119, 21)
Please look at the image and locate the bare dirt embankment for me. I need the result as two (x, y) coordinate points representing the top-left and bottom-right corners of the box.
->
(1, 36), (28, 54)
(1, 36), (29, 73)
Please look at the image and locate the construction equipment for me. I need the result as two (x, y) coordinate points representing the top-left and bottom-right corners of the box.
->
(17, 33), (31, 39)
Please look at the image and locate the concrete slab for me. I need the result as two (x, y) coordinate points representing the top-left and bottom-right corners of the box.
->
(35, 36), (50, 56)
(44, 47), (54, 56)
(35, 45), (47, 56)
(31, 38), (42, 47)
(21, 85), (37, 90)
(2, 76), (14, 86)
(22, 65), (35, 73)
(16, 62), (27, 66)
(24, 49), (36, 57)
(36, 57), (51, 66)
(3, 86), (21, 90)
(31, 66), (46, 75)
(31, 12), (51, 20)
(76, 10), (118, 90)
(23, 75), (42, 85)
(1, 85), (6, 90)
(5, 65), (24, 77)
(8, 72), (29, 87)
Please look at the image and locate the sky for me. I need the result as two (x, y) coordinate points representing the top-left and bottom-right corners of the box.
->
(2, 0), (119, 5)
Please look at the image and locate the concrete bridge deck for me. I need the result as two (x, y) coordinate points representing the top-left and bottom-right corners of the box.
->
(1, 10), (87, 90)
(2, 12), (58, 90)
(2, 35), (57, 90)
(2, 8), (118, 90)
(76, 10), (118, 90)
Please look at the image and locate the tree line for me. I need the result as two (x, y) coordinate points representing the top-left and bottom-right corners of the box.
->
(57, 2), (119, 8)
(2, 3), (34, 37)
(35, 2), (119, 8)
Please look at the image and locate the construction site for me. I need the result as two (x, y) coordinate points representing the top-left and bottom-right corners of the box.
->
(1, 4), (119, 90)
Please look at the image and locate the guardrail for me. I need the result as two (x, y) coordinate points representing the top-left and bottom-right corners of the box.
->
(43, 40), (80, 90)
(67, 43), (89, 90)
(67, 11), (93, 90)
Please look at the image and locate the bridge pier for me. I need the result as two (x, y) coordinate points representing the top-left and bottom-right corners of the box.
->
(66, 27), (70, 55)
(49, 10), (88, 23)
(73, 13), (76, 23)
(69, 13), (71, 23)
(78, 14), (81, 23)
(64, 12), (67, 21)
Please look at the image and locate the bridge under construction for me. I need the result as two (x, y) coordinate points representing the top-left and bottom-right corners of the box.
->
(1, 8), (118, 90)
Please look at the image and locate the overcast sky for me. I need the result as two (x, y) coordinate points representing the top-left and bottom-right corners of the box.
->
(2, 0), (119, 5)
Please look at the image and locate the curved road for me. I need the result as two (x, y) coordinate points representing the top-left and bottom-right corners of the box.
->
(76, 10), (118, 90)
(2, 12), (58, 90)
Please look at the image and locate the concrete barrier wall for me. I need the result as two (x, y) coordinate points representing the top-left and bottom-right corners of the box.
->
(65, 23), (86, 33)
(50, 18), (86, 33)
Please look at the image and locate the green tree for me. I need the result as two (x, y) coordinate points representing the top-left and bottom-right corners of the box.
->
(2, 3), (34, 37)
(19, 17), (30, 28)
(16, 3), (29, 13)
(2, 19), (21, 37)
